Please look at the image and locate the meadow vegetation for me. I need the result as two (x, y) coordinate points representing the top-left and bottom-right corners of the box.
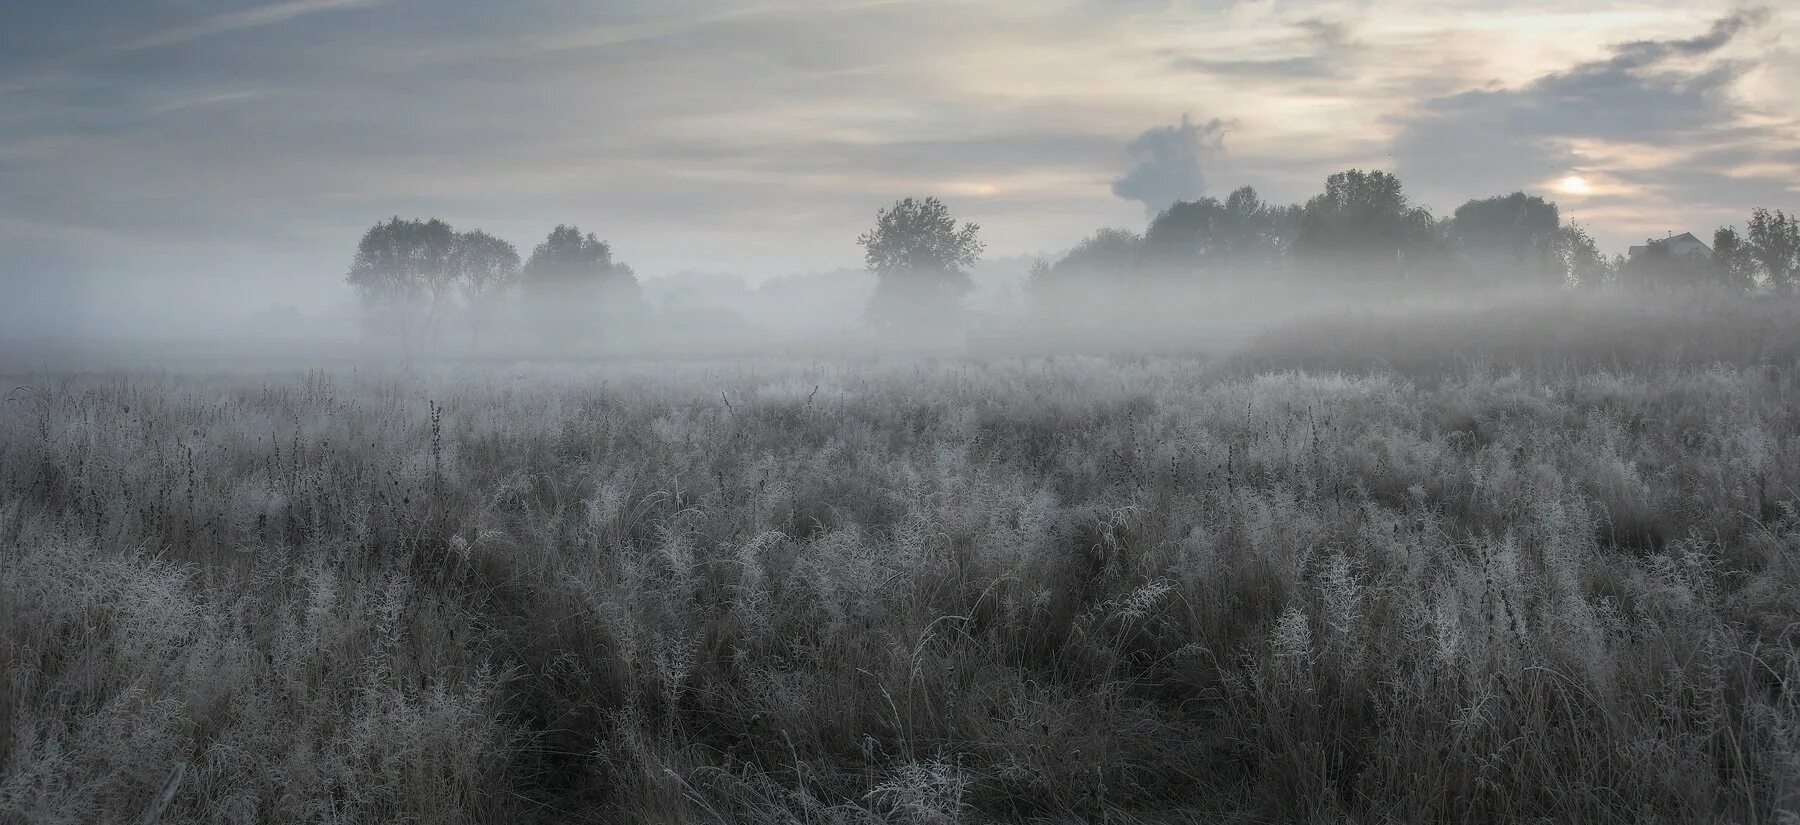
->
(6, 296), (1800, 823)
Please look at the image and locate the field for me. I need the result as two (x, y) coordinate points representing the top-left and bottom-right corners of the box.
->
(6, 298), (1800, 823)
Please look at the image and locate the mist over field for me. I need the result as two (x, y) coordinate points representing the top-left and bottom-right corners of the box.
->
(7, 1), (1800, 823)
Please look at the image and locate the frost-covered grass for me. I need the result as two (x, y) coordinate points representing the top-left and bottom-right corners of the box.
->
(6, 330), (1800, 821)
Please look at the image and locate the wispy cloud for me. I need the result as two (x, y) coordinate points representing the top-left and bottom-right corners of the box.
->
(0, 0), (384, 95)
(1169, 18), (1357, 81)
(147, 90), (268, 115)
(116, 0), (386, 53)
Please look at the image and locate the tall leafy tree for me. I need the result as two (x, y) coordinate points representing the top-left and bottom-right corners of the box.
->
(345, 217), (456, 350)
(449, 229), (521, 351)
(856, 197), (984, 335)
(1140, 198), (1227, 276)
(1219, 186), (1297, 266)
(1027, 228), (1139, 326)
(522, 225), (640, 345)
(1747, 208), (1800, 292)
(1555, 224), (1609, 288)
(1032, 228), (1142, 290)
(1711, 227), (1759, 292)
(1294, 170), (1441, 280)
(524, 225), (633, 287)
(1138, 186), (1291, 278)
(1450, 193), (1564, 284)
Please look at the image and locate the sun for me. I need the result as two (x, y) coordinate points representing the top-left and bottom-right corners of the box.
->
(1557, 174), (1593, 195)
(946, 181), (1001, 197)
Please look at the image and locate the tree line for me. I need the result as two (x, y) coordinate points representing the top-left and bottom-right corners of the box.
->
(346, 219), (637, 354)
(1029, 171), (1799, 295)
(346, 169), (1800, 349)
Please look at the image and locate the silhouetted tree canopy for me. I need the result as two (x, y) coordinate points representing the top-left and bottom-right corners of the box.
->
(347, 217), (455, 297)
(1711, 227), (1758, 292)
(450, 229), (521, 350)
(1140, 198), (1227, 275)
(1451, 193), (1564, 283)
(857, 196), (984, 334)
(1748, 208), (1800, 292)
(1034, 228), (1142, 289)
(524, 225), (636, 288)
(1138, 186), (1292, 277)
(345, 217), (457, 347)
(1295, 170), (1441, 278)
(1557, 224), (1610, 289)
(521, 224), (641, 346)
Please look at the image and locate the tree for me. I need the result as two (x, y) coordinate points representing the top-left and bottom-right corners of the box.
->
(1592, 254), (1628, 289)
(524, 225), (631, 286)
(345, 217), (456, 351)
(522, 225), (640, 346)
(1221, 186), (1298, 266)
(1032, 228), (1141, 290)
(1556, 224), (1609, 288)
(856, 197), (984, 334)
(449, 229), (521, 351)
(1450, 193), (1564, 284)
(1747, 208), (1800, 292)
(1027, 228), (1140, 325)
(1710, 227), (1758, 292)
(1294, 170), (1441, 280)
(1138, 186), (1291, 278)
(1140, 199), (1226, 276)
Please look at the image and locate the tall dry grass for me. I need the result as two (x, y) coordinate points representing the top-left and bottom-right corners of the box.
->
(4, 299), (1800, 822)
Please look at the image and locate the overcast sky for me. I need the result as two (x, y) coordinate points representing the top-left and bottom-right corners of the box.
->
(3, 0), (1797, 329)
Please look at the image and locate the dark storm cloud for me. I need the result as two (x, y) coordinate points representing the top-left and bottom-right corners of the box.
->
(1112, 115), (1226, 215)
(1393, 10), (1782, 210)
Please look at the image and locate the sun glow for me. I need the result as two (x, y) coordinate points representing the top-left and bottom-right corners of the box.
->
(950, 182), (1001, 197)
(1557, 174), (1593, 195)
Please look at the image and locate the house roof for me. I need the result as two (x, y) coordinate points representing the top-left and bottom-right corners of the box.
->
(1629, 232), (1711, 258)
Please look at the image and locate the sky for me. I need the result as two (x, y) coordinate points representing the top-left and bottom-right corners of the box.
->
(2, 0), (1797, 332)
